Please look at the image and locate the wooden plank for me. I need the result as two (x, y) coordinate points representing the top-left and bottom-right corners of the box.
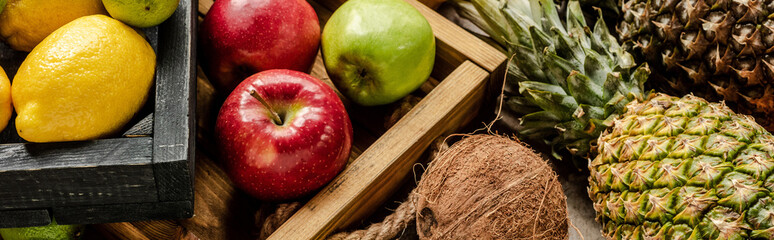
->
(0, 137), (153, 171)
(152, 0), (196, 202)
(198, 0), (212, 16)
(54, 201), (193, 225)
(268, 61), (490, 239)
(0, 137), (157, 210)
(0, 209), (50, 228)
(123, 113), (154, 137)
(403, 0), (505, 72)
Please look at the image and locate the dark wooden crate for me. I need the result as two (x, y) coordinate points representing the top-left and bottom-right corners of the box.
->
(0, 0), (196, 228)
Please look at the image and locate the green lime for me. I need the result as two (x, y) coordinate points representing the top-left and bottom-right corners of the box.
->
(0, 220), (83, 240)
(102, 0), (180, 28)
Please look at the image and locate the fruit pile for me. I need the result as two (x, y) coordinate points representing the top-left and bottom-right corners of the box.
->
(0, 0), (179, 142)
(450, 0), (774, 239)
(201, 0), (435, 202)
(0, 0), (178, 239)
(6, 0), (772, 238)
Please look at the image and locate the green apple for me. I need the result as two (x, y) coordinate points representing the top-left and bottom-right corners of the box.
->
(322, 0), (435, 106)
(102, 0), (180, 28)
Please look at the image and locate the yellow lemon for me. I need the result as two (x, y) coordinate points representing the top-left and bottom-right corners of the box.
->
(0, 0), (107, 52)
(12, 15), (155, 143)
(0, 66), (11, 132)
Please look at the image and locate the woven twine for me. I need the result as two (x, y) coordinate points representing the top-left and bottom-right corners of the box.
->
(257, 194), (418, 240)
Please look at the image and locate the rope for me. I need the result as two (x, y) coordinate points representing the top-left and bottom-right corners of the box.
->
(258, 202), (302, 240)
(327, 194), (418, 240)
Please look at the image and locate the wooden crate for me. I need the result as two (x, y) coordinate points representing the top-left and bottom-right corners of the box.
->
(267, 1), (505, 239)
(93, 0), (506, 239)
(0, 0), (196, 228)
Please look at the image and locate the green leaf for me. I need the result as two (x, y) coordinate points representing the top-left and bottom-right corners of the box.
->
(529, 26), (554, 53)
(565, 1), (590, 49)
(584, 51), (613, 86)
(550, 27), (586, 66)
(567, 72), (606, 106)
(521, 87), (578, 119)
(543, 51), (577, 88)
(632, 63), (651, 94)
(466, 0), (515, 49)
(537, 0), (565, 35)
(575, 104), (606, 124)
(520, 112), (563, 134)
(519, 81), (567, 95)
(602, 71), (623, 100)
(510, 45), (548, 82)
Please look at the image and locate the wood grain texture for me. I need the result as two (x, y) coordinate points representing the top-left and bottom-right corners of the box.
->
(95, 220), (202, 240)
(152, 0), (197, 202)
(54, 201), (192, 225)
(269, 61), (489, 239)
(123, 113), (154, 137)
(0, 137), (157, 210)
(0, 0), (195, 227)
(402, 0), (506, 72)
(0, 209), (50, 228)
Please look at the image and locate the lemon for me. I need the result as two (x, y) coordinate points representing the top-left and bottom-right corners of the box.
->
(0, 66), (11, 132)
(12, 15), (156, 143)
(103, 0), (180, 28)
(0, 221), (83, 240)
(0, 0), (107, 52)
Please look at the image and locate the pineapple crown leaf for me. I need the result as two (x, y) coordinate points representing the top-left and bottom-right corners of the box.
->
(461, 0), (649, 165)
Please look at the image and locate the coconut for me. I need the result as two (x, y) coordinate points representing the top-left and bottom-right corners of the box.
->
(414, 134), (567, 239)
(313, 135), (569, 240)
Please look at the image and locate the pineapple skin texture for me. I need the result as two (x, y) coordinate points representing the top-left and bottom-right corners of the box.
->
(618, 0), (774, 132)
(589, 93), (774, 239)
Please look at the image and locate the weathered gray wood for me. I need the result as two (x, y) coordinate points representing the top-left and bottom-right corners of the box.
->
(152, 0), (196, 202)
(0, 209), (50, 228)
(0, 0), (195, 227)
(54, 201), (193, 225)
(0, 137), (153, 170)
(0, 137), (157, 209)
(123, 113), (154, 137)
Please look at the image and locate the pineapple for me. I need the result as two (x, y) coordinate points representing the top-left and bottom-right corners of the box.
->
(591, 93), (774, 239)
(453, 0), (774, 238)
(617, 0), (774, 132)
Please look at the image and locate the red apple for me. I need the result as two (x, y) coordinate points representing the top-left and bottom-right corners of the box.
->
(215, 69), (352, 201)
(199, 0), (320, 92)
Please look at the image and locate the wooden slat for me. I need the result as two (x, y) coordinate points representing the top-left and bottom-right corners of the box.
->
(54, 201), (193, 225)
(0, 137), (157, 210)
(123, 113), (154, 137)
(403, 0), (505, 72)
(152, 0), (197, 202)
(198, 0), (212, 15)
(269, 61), (489, 239)
(0, 209), (51, 228)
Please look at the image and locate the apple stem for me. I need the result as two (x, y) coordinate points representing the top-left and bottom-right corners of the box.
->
(250, 90), (283, 125)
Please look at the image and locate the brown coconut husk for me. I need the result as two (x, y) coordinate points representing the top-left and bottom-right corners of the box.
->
(325, 134), (568, 240)
(414, 134), (567, 239)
